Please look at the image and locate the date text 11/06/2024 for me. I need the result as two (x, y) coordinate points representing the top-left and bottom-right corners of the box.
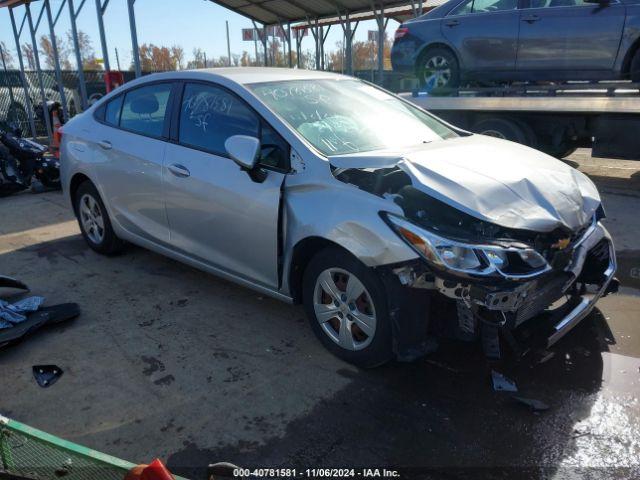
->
(230, 468), (401, 478)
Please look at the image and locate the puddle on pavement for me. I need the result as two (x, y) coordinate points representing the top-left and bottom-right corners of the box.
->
(615, 250), (640, 295)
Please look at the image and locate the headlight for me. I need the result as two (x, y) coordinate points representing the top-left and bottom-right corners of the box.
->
(383, 213), (550, 278)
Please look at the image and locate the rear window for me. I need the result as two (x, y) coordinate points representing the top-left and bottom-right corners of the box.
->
(119, 83), (172, 138)
(104, 95), (123, 126)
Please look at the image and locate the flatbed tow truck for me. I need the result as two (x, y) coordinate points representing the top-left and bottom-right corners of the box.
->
(402, 81), (640, 160)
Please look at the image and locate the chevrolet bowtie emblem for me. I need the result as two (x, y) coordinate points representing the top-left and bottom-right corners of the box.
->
(552, 238), (571, 250)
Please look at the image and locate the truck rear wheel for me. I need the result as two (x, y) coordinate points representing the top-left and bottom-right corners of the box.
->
(472, 118), (528, 145)
(631, 49), (640, 83)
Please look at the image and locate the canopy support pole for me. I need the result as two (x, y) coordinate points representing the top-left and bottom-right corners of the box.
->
(127, 0), (141, 77)
(95, 0), (111, 71)
(9, 7), (37, 139)
(26, 2), (54, 144)
(68, 0), (89, 109)
(45, 0), (69, 121)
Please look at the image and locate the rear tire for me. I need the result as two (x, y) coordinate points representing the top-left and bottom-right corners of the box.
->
(74, 181), (125, 255)
(416, 47), (460, 94)
(302, 247), (393, 368)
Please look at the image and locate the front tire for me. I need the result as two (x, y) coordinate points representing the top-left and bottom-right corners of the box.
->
(302, 247), (393, 368)
(74, 181), (125, 255)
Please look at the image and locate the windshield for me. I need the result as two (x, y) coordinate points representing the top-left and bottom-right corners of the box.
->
(249, 79), (457, 156)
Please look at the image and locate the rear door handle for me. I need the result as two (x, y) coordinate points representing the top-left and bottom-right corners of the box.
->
(522, 14), (540, 23)
(98, 140), (112, 150)
(445, 20), (459, 27)
(168, 163), (190, 178)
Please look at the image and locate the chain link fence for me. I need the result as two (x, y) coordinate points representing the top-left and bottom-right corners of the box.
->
(0, 70), (137, 136)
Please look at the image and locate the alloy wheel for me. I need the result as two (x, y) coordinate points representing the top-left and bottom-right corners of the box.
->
(423, 55), (451, 88)
(79, 193), (105, 244)
(313, 268), (377, 351)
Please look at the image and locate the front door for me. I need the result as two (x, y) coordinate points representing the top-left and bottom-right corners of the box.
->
(517, 0), (626, 72)
(441, 0), (521, 72)
(163, 82), (289, 288)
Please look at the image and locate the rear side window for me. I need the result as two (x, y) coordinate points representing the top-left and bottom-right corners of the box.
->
(449, 0), (517, 14)
(528, 0), (593, 7)
(105, 95), (123, 126)
(179, 83), (259, 155)
(120, 83), (172, 137)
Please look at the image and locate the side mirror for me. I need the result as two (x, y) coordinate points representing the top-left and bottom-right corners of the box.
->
(225, 135), (260, 170)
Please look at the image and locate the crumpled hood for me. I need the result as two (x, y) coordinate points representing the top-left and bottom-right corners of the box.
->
(330, 135), (601, 232)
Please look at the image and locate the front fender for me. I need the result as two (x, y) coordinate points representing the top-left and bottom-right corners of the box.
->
(281, 175), (419, 297)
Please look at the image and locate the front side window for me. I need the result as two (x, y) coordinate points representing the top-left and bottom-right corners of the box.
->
(249, 79), (457, 156)
(119, 83), (172, 137)
(179, 82), (289, 169)
(179, 83), (259, 154)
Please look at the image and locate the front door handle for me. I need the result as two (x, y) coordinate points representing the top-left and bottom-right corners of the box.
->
(168, 163), (190, 178)
(522, 14), (540, 23)
(445, 20), (459, 27)
(98, 140), (112, 150)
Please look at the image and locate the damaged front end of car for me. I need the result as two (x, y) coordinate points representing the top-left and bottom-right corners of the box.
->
(330, 148), (618, 361)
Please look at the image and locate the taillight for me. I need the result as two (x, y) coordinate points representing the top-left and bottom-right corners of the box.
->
(395, 27), (409, 40)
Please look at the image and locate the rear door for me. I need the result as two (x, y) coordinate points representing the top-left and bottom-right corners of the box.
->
(517, 0), (626, 72)
(163, 81), (289, 288)
(92, 82), (174, 244)
(441, 0), (521, 72)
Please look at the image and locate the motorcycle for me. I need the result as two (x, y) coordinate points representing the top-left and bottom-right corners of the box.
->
(0, 127), (61, 197)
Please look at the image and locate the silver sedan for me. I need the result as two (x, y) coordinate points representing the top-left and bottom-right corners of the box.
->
(60, 68), (616, 367)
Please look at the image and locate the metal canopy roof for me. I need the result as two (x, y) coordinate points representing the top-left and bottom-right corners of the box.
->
(208, 0), (422, 25)
(0, 0), (38, 8)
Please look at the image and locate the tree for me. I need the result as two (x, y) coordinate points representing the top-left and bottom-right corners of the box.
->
(0, 41), (14, 69)
(189, 47), (206, 69)
(39, 34), (72, 70)
(21, 44), (36, 70)
(171, 45), (185, 70)
(327, 33), (392, 73)
(67, 30), (102, 70)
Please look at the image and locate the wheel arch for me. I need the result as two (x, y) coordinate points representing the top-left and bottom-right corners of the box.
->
(288, 237), (361, 304)
(69, 172), (93, 214)
(622, 35), (640, 78)
(414, 41), (461, 76)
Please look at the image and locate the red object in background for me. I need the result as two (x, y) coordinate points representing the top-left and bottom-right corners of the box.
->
(141, 459), (174, 480)
(125, 459), (174, 480)
(105, 71), (125, 93)
(50, 109), (62, 158)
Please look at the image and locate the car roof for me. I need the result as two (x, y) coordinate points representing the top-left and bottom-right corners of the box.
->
(135, 67), (348, 86)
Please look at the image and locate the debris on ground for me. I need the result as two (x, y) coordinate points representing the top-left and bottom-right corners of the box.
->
(511, 395), (550, 412)
(0, 296), (45, 327)
(0, 276), (80, 349)
(425, 359), (462, 373)
(32, 365), (63, 388)
(491, 370), (518, 392)
(536, 350), (556, 364)
(0, 275), (29, 291)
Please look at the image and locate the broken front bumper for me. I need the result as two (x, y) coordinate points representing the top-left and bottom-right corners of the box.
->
(433, 222), (617, 349)
(385, 221), (617, 360)
(545, 224), (616, 347)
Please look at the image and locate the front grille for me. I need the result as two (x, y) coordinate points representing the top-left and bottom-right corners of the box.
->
(515, 273), (572, 325)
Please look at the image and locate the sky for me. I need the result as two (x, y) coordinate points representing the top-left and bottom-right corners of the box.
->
(0, 0), (401, 70)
